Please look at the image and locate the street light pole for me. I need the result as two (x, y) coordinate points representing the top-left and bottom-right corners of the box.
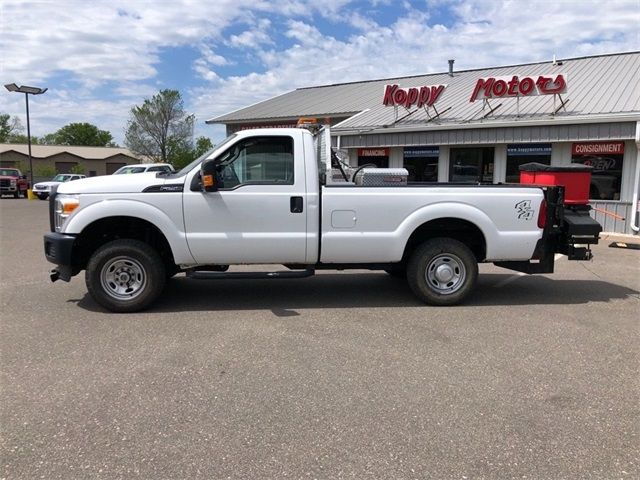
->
(25, 92), (33, 188)
(4, 83), (48, 192)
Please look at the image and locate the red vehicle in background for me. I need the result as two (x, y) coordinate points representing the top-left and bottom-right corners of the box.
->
(0, 168), (29, 198)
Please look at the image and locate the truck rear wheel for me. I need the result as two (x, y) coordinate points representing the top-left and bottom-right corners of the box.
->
(85, 239), (166, 313)
(407, 238), (478, 306)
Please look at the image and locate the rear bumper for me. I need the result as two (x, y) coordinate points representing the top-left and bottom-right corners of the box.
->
(495, 190), (602, 275)
(44, 232), (78, 282)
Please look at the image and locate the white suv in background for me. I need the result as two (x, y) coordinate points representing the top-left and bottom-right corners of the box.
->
(112, 163), (174, 175)
(33, 174), (86, 200)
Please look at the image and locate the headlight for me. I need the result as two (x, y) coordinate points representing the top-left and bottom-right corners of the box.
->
(10, 179), (16, 186)
(54, 195), (80, 232)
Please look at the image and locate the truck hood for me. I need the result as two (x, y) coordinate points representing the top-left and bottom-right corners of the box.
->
(34, 181), (61, 188)
(56, 172), (183, 194)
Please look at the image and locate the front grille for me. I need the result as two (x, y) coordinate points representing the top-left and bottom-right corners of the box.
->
(0, 179), (10, 188)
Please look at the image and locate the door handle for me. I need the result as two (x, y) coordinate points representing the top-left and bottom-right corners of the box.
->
(290, 196), (303, 213)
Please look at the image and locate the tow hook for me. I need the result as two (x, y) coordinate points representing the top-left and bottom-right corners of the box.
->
(50, 269), (60, 282)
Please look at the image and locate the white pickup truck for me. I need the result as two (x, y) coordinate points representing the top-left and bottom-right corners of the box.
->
(44, 127), (601, 312)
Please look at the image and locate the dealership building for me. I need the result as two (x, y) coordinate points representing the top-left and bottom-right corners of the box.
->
(208, 51), (640, 234)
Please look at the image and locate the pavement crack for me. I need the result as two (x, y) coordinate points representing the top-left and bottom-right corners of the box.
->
(579, 262), (604, 279)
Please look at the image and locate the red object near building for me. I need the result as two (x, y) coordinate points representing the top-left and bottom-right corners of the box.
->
(0, 167), (29, 198)
(519, 163), (592, 205)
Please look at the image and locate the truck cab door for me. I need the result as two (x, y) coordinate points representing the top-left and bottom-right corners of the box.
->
(183, 133), (308, 265)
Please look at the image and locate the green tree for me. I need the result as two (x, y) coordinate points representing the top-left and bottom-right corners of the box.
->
(49, 122), (115, 146)
(194, 136), (214, 157)
(6, 133), (40, 144)
(35, 165), (56, 178)
(124, 89), (194, 163)
(166, 136), (215, 170)
(40, 133), (59, 145)
(167, 138), (197, 170)
(70, 164), (86, 174)
(0, 113), (24, 142)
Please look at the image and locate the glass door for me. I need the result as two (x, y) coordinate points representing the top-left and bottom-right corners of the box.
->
(449, 147), (494, 183)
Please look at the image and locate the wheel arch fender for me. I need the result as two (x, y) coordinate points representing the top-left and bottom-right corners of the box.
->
(64, 199), (195, 264)
(395, 202), (499, 260)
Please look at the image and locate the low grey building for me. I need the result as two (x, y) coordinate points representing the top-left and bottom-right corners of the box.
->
(208, 51), (640, 234)
(0, 144), (140, 182)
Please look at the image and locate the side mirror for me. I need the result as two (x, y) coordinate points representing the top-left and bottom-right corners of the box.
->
(20, 175), (27, 180)
(200, 159), (220, 192)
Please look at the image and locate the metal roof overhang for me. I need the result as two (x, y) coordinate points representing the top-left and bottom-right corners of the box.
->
(206, 112), (362, 125)
(331, 113), (640, 147)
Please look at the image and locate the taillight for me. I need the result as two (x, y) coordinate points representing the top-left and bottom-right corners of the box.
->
(537, 199), (547, 229)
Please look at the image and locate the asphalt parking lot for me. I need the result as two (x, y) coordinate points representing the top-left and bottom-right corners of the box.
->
(1, 198), (639, 479)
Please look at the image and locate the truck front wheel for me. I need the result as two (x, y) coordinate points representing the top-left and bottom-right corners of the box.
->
(85, 239), (166, 313)
(407, 238), (478, 306)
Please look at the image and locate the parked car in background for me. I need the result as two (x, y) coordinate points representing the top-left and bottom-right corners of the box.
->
(112, 163), (174, 175)
(33, 174), (86, 200)
(0, 168), (29, 198)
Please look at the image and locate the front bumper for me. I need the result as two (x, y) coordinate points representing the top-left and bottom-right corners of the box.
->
(44, 232), (78, 282)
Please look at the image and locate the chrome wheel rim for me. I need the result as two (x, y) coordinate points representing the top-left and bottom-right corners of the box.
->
(100, 256), (147, 300)
(425, 253), (466, 294)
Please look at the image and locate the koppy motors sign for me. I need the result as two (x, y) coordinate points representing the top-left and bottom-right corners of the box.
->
(382, 74), (567, 108)
(382, 84), (447, 108)
(469, 74), (567, 102)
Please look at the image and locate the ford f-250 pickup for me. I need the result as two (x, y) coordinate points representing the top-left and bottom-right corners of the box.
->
(44, 127), (602, 312)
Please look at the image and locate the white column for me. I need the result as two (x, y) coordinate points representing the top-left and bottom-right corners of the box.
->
(630, 121), (640, 233)
(389, 147), (403, 168)
(439, 146), (450, 182)
(494, 144), (507, 183)
(551, 142), (572, 166)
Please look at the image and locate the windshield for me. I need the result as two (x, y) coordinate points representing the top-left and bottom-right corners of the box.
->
(0, 169), (19, 176)
(53, 174), (72, 182)
(175, 134), (237, 176)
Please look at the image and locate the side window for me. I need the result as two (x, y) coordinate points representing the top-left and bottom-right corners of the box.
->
(217, 136), (294, 189)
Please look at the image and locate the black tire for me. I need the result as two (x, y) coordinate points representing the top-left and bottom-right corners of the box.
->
(406, 238), (478, 306)
(85, 239), (166, 313)
(37, 193), (48, 200)
(13, 190), (19, 199)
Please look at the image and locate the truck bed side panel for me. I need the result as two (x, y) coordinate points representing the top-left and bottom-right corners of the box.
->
(320, 186), (545, 263)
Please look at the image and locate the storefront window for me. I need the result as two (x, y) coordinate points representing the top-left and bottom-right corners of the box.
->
(403, 146), (438, 182)
(506, 143), (551, 183)
(358, 148), (389, 168)
(571, 142), (624, 200)
(449, 147), (494, 183)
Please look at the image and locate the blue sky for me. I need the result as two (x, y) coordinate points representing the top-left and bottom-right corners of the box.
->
(2, 0), (639, 145)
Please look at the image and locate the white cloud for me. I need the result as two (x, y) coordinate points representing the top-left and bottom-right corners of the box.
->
(1, 0), (638, 145)
(191, 0), (639, 140)
(228, 19), (273, 49)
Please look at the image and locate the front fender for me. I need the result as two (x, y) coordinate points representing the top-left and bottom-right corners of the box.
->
(63, 198), (195, 265)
